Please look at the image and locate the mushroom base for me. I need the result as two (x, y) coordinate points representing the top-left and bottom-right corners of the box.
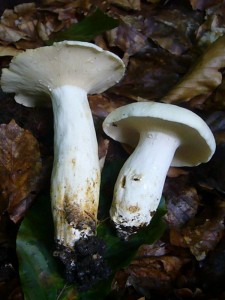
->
(54, 236), (111, 290)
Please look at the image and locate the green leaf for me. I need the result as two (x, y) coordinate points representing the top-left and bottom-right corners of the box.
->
(16, 195), (77, 300)
(78, 160), (167, 300)
(17, 160), (166, 300)
(47, 9), (119, 44)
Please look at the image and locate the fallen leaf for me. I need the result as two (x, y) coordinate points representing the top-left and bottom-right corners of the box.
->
(0, 24), (27, 43)
(196, 3), (225, 47)
(113, 254), (190, 297)
(106, 22), (147, 57)
(0, 120), (42, 223)
(48, 8), (120, 43)
(142, 2), (203, 56)
(170, 200), (225, 261)
(193, 142), (225, 193)
(108, 0), (141, 11)
(89, 94), (131, 119)
(0, 46), (23, 56)
(162, 35), (225, 104)
(199, 237), (225, 294)
(16, 195), (78, 300)
(115, 45), (191, 100)
(190, 0), (222, 10)
(163, 176), (200, 228)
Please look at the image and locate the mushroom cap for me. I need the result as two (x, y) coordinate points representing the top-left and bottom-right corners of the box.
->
(1, 41), (125, 107)
(103, 101), (216, 167)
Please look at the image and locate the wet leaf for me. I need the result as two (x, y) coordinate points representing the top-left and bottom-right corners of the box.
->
(162, 35), (225, 104)
(0, 120), (42, 223)
(48, 9), (120, 44)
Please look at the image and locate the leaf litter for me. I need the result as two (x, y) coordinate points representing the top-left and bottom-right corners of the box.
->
(0, 0), (225, 299)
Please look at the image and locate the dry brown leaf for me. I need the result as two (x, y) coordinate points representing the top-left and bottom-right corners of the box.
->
(106, 23), (147, 57)
(0, 46), (23, 56)
(190, 0), (222, 10)
(108, 0), (141, 11)
(0, 1), (80, 49)
(170, 201), (225, 261)
(142, 4), (202, 56)
(0, 24), (27, 43)
(113, 255), (190, 296)
(89, 94), (131, 119)
(164, 176), (200, 228)
(162, 35), (225, 104)
(0, 120), (42, 223)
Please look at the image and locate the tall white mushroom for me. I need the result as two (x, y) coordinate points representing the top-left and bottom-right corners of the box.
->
(1, 41), (125, 249)
(103, 102), (216, 239)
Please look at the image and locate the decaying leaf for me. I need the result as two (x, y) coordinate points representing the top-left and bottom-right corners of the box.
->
(112, 254), (191, 298)
(89, 94), (131, 119)
(106, 23), (147, 57)
(142, 2), (203, 56)
(207, 77), (225, 110)
(190, 0), (222, 10)
(108, 0), (141, 11)
(114, 45), (191, 100)
(0, 46), (23, 56)
(163, 176), (200, 228)
(0, 24), (27, 43)
(170, 200), (225, 261)
(162, 35), (225, 104)
(0, 120), (42, 223)
(196, 2), (225, 47)
(193, 144), (225, 193)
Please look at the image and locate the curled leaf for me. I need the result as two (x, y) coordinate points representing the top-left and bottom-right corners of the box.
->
(162, 35), (225, 103)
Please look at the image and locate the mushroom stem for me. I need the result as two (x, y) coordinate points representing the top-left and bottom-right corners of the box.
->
(110, 130), (180, 239)
(50, 85), (100, 248)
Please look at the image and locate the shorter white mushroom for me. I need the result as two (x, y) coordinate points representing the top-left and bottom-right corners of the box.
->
(103, 102), (216, 239)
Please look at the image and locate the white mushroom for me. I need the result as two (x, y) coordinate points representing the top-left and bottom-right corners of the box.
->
(103, 101), (216, 239)
(1, 41), (125, 248)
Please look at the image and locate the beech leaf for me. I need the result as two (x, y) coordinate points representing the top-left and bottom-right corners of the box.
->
(0, 120), (42, 223)
(162, 35), (225, 103)
(17, 195), (77, 300)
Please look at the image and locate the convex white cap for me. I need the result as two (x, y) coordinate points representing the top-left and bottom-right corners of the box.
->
(1, 40), (125, 107)
(103, 101), (216, 167)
